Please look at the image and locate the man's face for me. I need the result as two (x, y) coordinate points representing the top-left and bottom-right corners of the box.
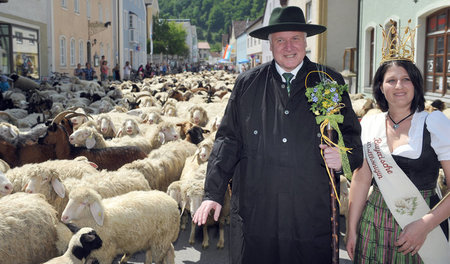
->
(270, 31), (307, 72)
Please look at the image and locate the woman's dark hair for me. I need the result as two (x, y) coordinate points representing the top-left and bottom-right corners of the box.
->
(372, 60), (425, 112)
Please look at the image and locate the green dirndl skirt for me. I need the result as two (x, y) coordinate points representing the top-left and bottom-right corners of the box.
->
(353, 187), (437, 264)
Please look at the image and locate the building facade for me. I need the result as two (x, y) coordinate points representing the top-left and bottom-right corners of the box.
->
(358, 0), (450, 102)
(0, 0), (50, 78)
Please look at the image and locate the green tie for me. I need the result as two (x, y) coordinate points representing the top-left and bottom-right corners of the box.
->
(282, 72), (294, 96)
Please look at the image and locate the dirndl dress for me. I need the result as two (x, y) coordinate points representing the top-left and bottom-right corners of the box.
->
(354, 126), (448, 264)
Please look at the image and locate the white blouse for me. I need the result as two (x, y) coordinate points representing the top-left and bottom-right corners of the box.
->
(361, 111), (450, 161)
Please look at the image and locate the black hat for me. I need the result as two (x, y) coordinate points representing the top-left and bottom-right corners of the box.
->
(249, 6), (327, 40)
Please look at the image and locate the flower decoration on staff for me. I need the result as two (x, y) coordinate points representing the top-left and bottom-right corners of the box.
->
(305, 70), (352, 205)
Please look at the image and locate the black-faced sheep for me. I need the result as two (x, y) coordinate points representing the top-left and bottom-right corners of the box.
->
(60, 188), (180, 264)
(43, 225), (103, 264)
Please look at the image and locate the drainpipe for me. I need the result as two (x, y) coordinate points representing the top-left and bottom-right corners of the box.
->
(355, 0), (361, 94)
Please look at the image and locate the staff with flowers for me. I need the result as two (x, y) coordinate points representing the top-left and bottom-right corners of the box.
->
(193, 6), (363, 264)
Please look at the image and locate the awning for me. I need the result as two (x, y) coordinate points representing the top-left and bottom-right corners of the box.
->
(238, 58), (250, 64)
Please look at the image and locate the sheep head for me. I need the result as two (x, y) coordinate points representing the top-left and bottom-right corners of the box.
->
(69, 227), (103, 261)
(24, 166), (65, 198)
(69, 127), (97, 149)
(0, 170), (13, 196)
(61, 187), (105, 226)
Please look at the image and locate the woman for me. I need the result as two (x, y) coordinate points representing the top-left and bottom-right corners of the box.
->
(74, 63), (83, 79)
(100, 60), (109, 81)
(346, 60), (450, 263)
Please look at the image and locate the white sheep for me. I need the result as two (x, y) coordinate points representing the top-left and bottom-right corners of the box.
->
(0, 192), (64, 263)
(70, 107), (89, 130)
(180, 137), (214, 181)
(121, 140), (197, 191)
(188, 105), (209, 127)
(0, 122), (20, 145)
(141, 110), (163, 125)
(24, 164), (150, 216)
(116, 118), (141, 137)
(96, 113), (117, 139)
(0, 168), (13, 196)
(43, 226), (103, 264)
(60, 188), (180, 264)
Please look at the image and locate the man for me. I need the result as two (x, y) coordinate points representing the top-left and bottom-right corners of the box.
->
(83, 62), (96, 81)
(193, 6), (363, 264)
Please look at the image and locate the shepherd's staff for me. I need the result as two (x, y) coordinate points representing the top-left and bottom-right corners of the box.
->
(327, 123), (339, 264)
(305, 70), (352, 264)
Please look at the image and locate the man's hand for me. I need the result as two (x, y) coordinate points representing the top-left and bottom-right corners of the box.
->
(192, 200), (222, 226)
(319, 144), (342, 171)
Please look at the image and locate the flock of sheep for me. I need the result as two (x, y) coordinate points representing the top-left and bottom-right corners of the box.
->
(0, 69), (449, 263)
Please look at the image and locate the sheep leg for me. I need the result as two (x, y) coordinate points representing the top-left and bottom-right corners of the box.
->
(181, 212), (188, 230)
(202, 224), (209, 249)
(144, 249), (153, 264)
(189, 220), (196, 245)
(163, 244), (175, 264)
(217, 217), (225, 249)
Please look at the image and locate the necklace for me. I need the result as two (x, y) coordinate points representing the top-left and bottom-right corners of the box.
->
(387, 111), (414, 130)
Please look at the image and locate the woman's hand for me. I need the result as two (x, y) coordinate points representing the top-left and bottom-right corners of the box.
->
(394, 219), (430, 256)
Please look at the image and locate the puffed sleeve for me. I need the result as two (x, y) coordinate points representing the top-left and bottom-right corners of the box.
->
(426, 111), (450, 161)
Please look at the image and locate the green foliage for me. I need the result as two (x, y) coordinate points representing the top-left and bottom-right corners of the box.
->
(152, 16), (189, 57)
(159, 0), (265, 47)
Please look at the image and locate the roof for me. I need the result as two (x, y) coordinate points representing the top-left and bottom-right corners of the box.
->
(198, 42), (211, 50)
(233, 20), (250, 38)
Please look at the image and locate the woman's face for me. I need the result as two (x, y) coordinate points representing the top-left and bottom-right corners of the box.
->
(381, 65), (415, 109)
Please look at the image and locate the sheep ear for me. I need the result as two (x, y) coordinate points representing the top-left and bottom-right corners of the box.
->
(116, 128), (123, 137)
(52, 178), (65, 198)
(110, 120), (117, 135)
(8, 127), (18, 138)
(89, 201), (104, 226)
(180, 200), (187, 216)
(85, 134), (96, 149)
(158, 132), (166, 144)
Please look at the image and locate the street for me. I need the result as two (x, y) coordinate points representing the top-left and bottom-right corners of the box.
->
(114, 216), (352, 264)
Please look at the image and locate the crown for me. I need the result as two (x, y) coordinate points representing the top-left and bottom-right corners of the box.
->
(380, 19), (418, 64)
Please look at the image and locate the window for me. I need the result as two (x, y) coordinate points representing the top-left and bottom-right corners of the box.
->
(425, 8), (450, 95)
(61, 0), (67, 8)
(98, 3), (103, 22)
(79, 40), (84, 64)
(15, 31), (23, 44)
(74, 0), (80, 13)
(60, 36), (66, 66)
(129, 13), (138, 43)
(29, 34), (35, 45)
(70, 38), (76, 66)
(87, 0), (91, 19)
(306, 2), (312, 23)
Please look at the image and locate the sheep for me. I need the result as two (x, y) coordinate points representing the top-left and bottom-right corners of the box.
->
(180, 137), (214, 181)
(177, 121), (210, 145)
(70, 107), (89, 130)
(116, 118), (141, 137)
(188, 105), (209, 127)
(60, 188), (180, 264)
(96, 113), (117, 139)
(24, 164), (150, 216)
(141, 110), (163, 125)
(122, 140), (197, 191)
(0, 122), (20, 145)
(0, 192), (64, 263)
(0, 138), (56, 168)
(43, 225), (103, 264)
(210, 114), (223, 132)
(69, 127), (108, 149)
(0, 168), (13, 197)
(40, 122), (147, 170)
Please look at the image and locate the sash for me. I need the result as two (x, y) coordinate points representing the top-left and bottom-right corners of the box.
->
(363, 114), (450, 264)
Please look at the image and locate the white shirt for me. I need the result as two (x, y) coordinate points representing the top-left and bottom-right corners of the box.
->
(275, 61), (303, 83)
(361, 111), (450, 161)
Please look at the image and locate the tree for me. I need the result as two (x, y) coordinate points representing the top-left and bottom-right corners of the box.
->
(152, 16), (189, 58)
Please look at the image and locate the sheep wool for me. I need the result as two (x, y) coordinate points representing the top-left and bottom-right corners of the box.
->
(61, 188), (180, 264)
(0, 193), (61, 263)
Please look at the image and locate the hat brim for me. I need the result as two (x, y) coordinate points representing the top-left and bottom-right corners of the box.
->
(249, 23), (327, 40)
